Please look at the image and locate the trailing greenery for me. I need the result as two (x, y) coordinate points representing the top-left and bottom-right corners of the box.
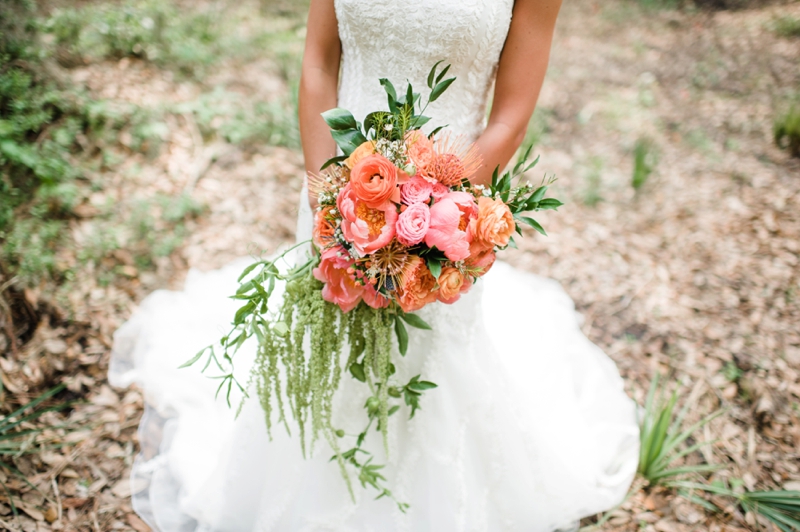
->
(184, 244), (435, 510)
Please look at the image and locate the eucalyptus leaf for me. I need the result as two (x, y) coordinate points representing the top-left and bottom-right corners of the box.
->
(399, 313), (432, 330)
(517, 216), (547, 236)
(429, 77), (456, 103)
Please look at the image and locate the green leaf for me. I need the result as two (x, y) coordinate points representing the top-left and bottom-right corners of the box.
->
(237, 261), (260, 282)
(536, 198), (564, 211)
(429, 77), (456, 103)
(320, 155), (348, 171)
(379, 78), (398, 109)
(350, 362), (366, 382)
(411, 115), (431, 128)
(321, 108), (358, 130)
(179, 347), (208, 369)
(427, 257), (442, 280)
(408, 380), (437, 391)
(364, 111), (391, 135)
(427, 60), (445, 88)
(435, 64), (452, 85)
(428, 125), (447, 139)
(394, 317), (409, 356)
(331, 128), (368, 157)
(399, 313), (432, 330)
(517, 216), (547, 236)
(530, 185), (548, 204)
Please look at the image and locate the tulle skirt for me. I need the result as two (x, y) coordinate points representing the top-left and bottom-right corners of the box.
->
(110, 241), (640, 531)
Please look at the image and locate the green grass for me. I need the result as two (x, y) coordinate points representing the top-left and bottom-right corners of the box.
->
(632, 137), (657, 190)
(774, 103), (800, 158)
(773, 16), (800, 38)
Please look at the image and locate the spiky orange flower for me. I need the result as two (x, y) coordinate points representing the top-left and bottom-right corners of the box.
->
(308, 165), (350, 203)
(430, 133), (482, 186)
(366, 239), (410, 292)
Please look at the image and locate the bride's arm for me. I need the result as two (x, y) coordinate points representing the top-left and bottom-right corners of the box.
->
(472, 0), (563, 186)
(299, 0), (341, 205)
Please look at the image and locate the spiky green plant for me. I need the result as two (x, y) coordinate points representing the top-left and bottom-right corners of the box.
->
(638, 374), (723, 484)
(0, 383), (73, 518)
(673, 481), (800, 532)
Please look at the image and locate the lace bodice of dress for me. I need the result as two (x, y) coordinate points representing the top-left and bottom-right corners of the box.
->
(335, 0), (514, 143)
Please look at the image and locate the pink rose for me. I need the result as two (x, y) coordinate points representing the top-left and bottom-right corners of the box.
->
(400, 175), (433, 205)
(431, 182), (450, 203)
(313, 246), (364, 312)
(425, 197), (470, 262)
(337, 184), (398, 256)
(396, 202), (431, 246)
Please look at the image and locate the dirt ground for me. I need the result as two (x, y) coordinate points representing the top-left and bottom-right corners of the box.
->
(1, 0), (799, 530)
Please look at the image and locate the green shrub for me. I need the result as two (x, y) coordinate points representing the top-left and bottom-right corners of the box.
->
(773, 16), (800, 38)
(775, 104), (800, 158)
(44, 0), (220, 75)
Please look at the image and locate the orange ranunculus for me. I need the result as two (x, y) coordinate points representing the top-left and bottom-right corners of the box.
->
(405, 130), (435, 179)
(437, 267), (472, 304)
(397, 256), (438, 313)
(313, 206), (337, 249)
(350, 154), (399, 208)
(345, 140), (377, 169)
(469, 196), (515, 250)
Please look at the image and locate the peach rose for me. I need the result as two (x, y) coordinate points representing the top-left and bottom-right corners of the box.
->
(345, 140), (376, 169)
(397, 256), (438, 313)
(350, 154), (399, 207)
(425, 197), (470, 262)
(312, 206), (336, 249)
(313, 246), (364, 312)
(337, 184), (397, 256)
(396, 202), (431, 246)
(437, 267), (473, 304)
(400, 175), (433, 205)
(469, 196), (515, 250)
(405, 130), (435, 179)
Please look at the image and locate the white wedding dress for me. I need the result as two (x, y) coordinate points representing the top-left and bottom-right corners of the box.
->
(109, 1), (640, 530)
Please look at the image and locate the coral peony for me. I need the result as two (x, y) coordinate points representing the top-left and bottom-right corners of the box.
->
(312, 206), (337, 249)
(363, 285), (390, 309)
(405, 130), (435, 179)
(395, 202), (431, 246)
(469, 196), (515, 249)
(437, 267), (472, 304)
(400, 175), (433, 205)
(425, 197), (470, 262)
(313, 246), (364, 312)
(337, 184), (398, 255)
(465, 246), (496, 277)
(350, 154), (399, 207)
(397, 256), (438, 312)
(345, 140), (376, 169)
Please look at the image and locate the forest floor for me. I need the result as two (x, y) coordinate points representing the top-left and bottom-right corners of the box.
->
(1, 0), (799, 530)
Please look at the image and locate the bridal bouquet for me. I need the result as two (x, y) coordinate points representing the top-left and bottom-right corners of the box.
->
(185, 62), (562, 509)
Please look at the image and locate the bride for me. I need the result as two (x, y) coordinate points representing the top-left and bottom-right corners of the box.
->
(110, 0), (640, 530)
